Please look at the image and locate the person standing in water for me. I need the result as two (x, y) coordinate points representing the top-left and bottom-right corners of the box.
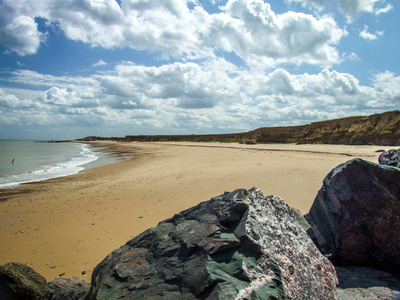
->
(11, 159), (14, 164)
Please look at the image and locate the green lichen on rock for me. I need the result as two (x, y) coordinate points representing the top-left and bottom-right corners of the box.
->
(291, 207), (311, 231)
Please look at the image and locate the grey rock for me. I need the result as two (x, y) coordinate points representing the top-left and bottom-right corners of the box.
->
(0, 262), (51, 300)
(379, 148), (400, 168)
(305, 158), (400, 275)
(86, 187), (338, 299)
(338, 287), (400, 300)
(336, 266), (400, 300)
(48, 276), (90, 300)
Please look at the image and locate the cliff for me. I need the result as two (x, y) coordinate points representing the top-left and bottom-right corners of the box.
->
(253, 110), (400, 145)
(122, 111), (400, 145)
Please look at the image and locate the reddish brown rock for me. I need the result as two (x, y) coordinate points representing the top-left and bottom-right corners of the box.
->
(305, 158), (400, 275)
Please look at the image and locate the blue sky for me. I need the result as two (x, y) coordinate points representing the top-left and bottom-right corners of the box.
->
(0, 0), (399, 140)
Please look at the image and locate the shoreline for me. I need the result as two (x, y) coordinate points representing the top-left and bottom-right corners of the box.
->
(0, 141), (133, 190)
(0, 142), (393, 282)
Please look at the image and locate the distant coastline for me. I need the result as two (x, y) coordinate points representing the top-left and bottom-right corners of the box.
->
(77, 110), (400, 146)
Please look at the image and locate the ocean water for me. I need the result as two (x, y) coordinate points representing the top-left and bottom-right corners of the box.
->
(0, 141), (129, 189)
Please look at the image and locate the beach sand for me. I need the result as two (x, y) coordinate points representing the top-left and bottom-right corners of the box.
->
(0, 142), (389, 282)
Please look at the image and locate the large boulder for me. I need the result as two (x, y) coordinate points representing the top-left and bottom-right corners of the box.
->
(0, 262), (51, 300)
(379, 148), (400, 168)
(305, 158), (400, 275)
(85, 187), (338, 300)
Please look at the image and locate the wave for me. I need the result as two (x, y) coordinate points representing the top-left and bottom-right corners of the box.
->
(0, 144), (98, 189)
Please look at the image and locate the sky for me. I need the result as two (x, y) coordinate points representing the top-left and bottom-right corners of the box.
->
(0, 0), (399, 140)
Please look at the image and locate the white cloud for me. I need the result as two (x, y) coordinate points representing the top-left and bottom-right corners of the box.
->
(9, 69), (98, 88)
(342, 52), (360, 61)
(360, 25), (377, 40)
(359, 25), (383, 40)
(0, 0), (346, 68)
(373, 71), (400, 102)
(40, 86), (100, 108)
(0, 89), (40, 110)
(338, 0), (379, 20)
(375, 3), (393, 15)
(0, 9), (44, 55)
(206, 0), (346, 68)
(92, 60), (107, 67)
(287, 0), (388, 21)
(100, 59), (242, 109)
(1, 60), (399, 137)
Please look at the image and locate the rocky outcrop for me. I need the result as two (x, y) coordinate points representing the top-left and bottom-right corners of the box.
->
(86, 187), (338, 299)
(305, 158), (400, 275)
(0, 262), (51, 300)
(48, 276), (90, 300)
(379, 148), (400, 168)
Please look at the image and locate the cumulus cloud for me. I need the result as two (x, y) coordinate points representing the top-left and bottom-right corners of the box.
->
(100, 59), (242, 109)
(0, 1), (45, 56)
(206, 0), (346, 68)
(287, 0), (390, 21)
(40, 86), (100, 108)
(373, 71), (400, 101)
(0, 0), (345, 68)
(0, 89), (40, 110)
(1, 60), (399, 136)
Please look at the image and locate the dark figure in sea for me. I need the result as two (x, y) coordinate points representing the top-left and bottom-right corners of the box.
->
(11, 159), (14, 164)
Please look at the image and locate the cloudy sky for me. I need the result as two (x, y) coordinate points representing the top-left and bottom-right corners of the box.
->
(0, 0), (399, 140)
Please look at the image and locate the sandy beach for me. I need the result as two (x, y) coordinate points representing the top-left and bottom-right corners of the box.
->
(0, 142), (390, 282)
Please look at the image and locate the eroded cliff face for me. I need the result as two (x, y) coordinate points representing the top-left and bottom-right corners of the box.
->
(85, 188), (338, 300)
(120, 111), (400, 145)
(253, 111), (400, 145)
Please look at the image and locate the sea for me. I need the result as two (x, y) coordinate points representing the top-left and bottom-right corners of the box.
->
(0, 140), (130, 189)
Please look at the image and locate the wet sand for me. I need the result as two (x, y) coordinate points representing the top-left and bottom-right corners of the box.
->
(0, 141), (389, 282)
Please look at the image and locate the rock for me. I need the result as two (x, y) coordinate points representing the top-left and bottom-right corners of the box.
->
(336, 266), (400, 300)
(85, 187), (338, 300)
(48, 276), (90, 300)
(305, 158), (400, 275)
(379, 148), (400, 168)
(0, 262), (51, 300)
(338, 286), (400, 300)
